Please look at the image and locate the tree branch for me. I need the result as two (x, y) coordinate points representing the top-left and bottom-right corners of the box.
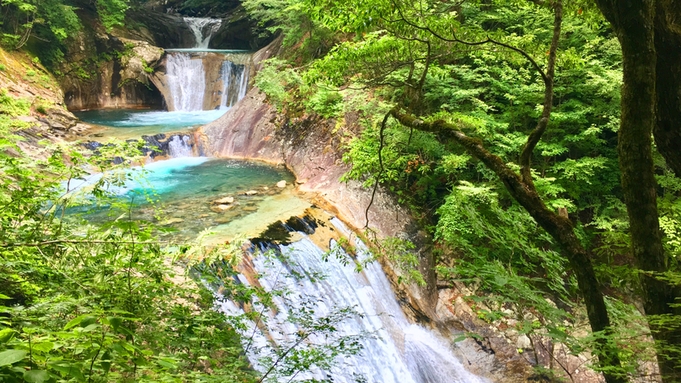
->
(519, 0), (563, 185)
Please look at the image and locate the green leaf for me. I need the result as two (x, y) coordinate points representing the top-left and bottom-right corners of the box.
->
(64, 314), (88, 330)
(33, 342), (54, 353)
(24, 369), (50, 383)
(0, 328), (16, 343)
(0, 349), (27, 366)
(49, 362), (85, 381)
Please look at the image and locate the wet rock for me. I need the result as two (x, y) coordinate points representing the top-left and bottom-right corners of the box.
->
(211, 204), (234, 213)
(244, 190), (258, 196)
(213, 196), (235, 204)
(119, 38), (164, 85)
(276, 180), (287, 188)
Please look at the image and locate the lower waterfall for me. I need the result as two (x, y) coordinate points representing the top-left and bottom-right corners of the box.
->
(214, 217), (488, 383)
(167, 135), (193, 157)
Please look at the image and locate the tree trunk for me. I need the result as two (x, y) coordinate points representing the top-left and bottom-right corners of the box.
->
(596, 0), (681, 380)
(389, 109), (627, 383)
(654, 0), (681, 178)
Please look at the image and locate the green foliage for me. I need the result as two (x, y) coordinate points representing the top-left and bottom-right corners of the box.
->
(0, 88), (31, 116)
(254, 58), (302, 112)
(0, 0), (82, 69)
(97, 0), (128, 32)
(249, 0), (681, 377)
(243, 0), (336, 60)
(0, 129), (258, 381)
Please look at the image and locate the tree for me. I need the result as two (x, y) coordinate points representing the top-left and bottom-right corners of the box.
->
(592, 0), (681, 380)
(250, 0), (681, 378)
(298, 0), (630, 380)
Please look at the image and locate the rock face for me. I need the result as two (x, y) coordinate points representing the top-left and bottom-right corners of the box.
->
(0, 48), (93, 152)
(124, 11), (196, 48)
(208, 6), (269, 50)
(61, 32), (165, 111)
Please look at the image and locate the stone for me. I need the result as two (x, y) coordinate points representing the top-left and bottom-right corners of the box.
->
(276, 180), (287, 188)
(516, 334), (532, 349)
(296, 178), (308, 185)
(242, 206), (258, 211)
(213, 196), (235, 204)
(244, 190), (258, 196)
(210, 204), (234, 213)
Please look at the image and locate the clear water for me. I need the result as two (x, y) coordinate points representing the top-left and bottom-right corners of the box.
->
(68, 158), (297, 240)
(76, 109), (226, 129)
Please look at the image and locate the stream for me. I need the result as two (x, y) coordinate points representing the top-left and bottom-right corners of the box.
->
(70, 17), (490, 382)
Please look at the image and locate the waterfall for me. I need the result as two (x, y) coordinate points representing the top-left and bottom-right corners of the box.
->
(215, 217), (488, 383)
(165, 52), (250, 112)
(184, 17), (222, 49)
(165, 53), (206, 111)
(219, 61), (250, 109)
(167, 135), (193, 157)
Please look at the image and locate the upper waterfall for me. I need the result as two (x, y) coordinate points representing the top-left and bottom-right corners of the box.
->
(184, 17), (222, 49)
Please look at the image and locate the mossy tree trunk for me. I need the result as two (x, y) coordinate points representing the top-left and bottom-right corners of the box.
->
(595, 0), (681, 380)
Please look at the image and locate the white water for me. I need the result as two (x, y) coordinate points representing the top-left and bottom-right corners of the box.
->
(218, 218), (488, 383)
(184, 17), (222, 49)
(166, 53), (206, 112)
(165, 52), (250, 111)
(167, 135), (193, 157)
(219, 61), (249, 109)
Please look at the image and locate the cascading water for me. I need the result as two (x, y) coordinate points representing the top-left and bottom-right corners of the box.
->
(215, 217), (489, 383)
(167, 135), (193, 157)
(219, 61), (249, 109)
(163, 17), (251, 112)
(184, 17), (222, 49)
(165, 53), (206, 111)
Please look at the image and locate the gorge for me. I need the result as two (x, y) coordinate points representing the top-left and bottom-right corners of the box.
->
(2, 0), (674, 382)
(56, 12), (509, 383)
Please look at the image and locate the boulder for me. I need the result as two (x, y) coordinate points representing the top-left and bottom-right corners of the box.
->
(276, 180), (287, 188)
(211, 204), (234, 213)
(244, 190), (258, 196)
(213, 196), (235, 204)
